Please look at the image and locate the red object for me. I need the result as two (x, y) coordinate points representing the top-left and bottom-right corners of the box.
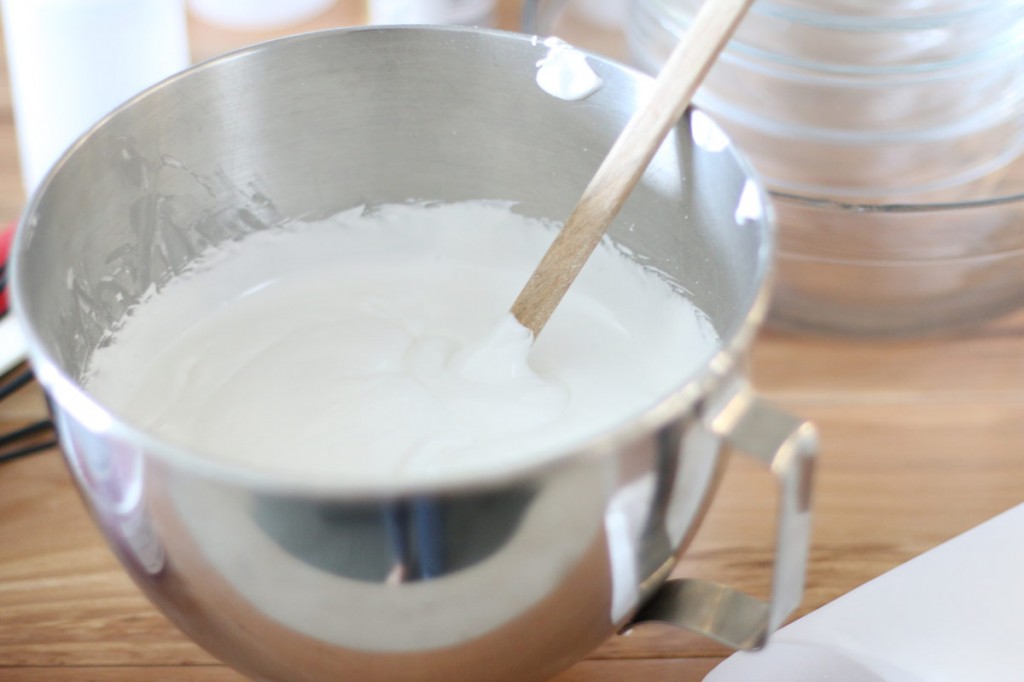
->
(0, 222), (16, 316)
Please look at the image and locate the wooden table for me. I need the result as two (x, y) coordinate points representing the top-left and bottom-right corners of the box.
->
(1, 4), (1023, 681)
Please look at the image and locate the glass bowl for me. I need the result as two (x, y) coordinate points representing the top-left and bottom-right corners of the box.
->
(628, 0), (1024, 335)
(769, 187), (1024, 336)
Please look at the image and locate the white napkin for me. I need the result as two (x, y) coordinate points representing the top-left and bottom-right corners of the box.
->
(0, 316), (26, 377)
(706, 503), (1024, 682)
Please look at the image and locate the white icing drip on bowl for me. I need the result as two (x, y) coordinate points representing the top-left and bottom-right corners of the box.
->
(535, 37), (603, 101)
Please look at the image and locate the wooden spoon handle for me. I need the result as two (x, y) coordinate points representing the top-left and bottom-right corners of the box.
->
(511, 0), (755, 337)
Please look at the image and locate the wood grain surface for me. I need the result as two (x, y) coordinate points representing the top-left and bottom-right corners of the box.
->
(1, 3), (1023, 681)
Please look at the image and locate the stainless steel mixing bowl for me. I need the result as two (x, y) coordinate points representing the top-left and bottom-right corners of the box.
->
(10, 26), (817, 682)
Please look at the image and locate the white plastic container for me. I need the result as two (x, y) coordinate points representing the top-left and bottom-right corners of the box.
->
(1, 0), (190, 194)
(368, 0), (495, 25)
(572, 0), (628, 29)
(187, 0), (336, 30)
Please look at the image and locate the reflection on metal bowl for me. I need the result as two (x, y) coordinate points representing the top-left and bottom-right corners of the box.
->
(12, 27), (815, 682)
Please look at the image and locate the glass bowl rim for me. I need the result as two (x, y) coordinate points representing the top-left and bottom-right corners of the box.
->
(771, 188), (1024, 213)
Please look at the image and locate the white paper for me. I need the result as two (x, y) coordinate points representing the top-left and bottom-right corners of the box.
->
(707, 503), (1024, 681)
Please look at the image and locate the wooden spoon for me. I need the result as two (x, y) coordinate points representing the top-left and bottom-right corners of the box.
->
(510, 0), (755, 337)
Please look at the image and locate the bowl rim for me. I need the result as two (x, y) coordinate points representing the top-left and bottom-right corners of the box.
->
(771, 187), (1024, 213)
(11, 24), (777, 498)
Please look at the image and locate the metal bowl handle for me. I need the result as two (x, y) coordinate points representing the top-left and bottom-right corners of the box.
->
(629, 380), (818, 650)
